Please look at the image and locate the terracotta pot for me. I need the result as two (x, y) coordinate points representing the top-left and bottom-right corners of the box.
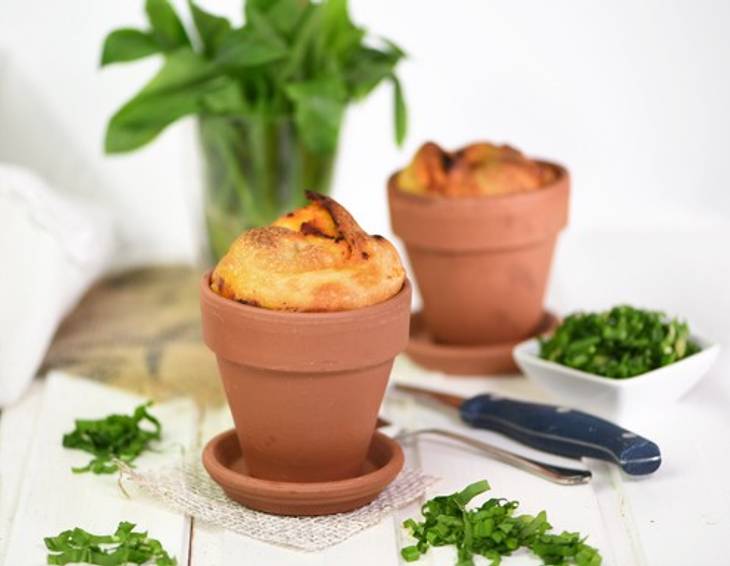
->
(200, 273), (411, 482)
(388, 162), (569, 345)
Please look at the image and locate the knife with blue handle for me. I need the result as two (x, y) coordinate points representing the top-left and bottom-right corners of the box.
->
(395, 384), (661, 475)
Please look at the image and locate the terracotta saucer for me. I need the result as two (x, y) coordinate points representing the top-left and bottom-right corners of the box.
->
(202, 429), (404, 516)
(406, 310), (559, 376)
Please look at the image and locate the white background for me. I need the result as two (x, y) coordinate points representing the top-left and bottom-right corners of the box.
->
(2, 0), (730, 327)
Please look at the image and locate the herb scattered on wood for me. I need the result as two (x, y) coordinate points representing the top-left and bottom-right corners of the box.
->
(45, 521), (176, 566)
(62, 402), (162, 474)
(539, 305), (700, 378)
(401, 480), (601, 566)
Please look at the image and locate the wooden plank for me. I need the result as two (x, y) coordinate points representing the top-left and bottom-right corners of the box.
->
(615, 375), (730, 566)
(40, 266), (223, 408)
(0, 380), (44, 564)
(2, 372), (198, 566)
(581, 462), (643, 566)
(192, 519), (402, 566)
(187, 405), (228, 566)
(188, 522), (224, 566)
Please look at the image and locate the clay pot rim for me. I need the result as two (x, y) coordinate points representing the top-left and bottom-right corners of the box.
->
(202, 428), (404, 499)
(406, 310), (560, 375)
(387, 159), (568, 206)
(387, 158), (569, 252)
(201, 272), (412, 324)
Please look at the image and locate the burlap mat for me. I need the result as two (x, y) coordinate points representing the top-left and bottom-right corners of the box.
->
(121, 461), (438, 551)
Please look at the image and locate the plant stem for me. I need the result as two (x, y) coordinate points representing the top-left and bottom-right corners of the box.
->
(199, 115), (339, 262)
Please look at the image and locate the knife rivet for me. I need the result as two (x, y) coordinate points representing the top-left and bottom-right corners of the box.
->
(622, 432), (637, 438)
(556, 407), (571, 413)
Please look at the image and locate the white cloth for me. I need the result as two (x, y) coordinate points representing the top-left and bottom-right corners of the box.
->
(0, 165), (114, 406)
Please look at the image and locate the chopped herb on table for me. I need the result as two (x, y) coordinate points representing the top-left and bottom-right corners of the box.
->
(401, 480), (601, 566)
(45, 521), (176, 565)
(62, 402), (161, 474)
(539, 305), (700, 378)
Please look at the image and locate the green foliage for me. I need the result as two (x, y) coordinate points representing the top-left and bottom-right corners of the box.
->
(392, 75), (407, 145)
(45, 521), (176, 565)
(188, 1), (232, 57)
(539, 305), (701, 378)
(104, 49), (239, 152)
(401, 480), (601, 566)
(145, 0), (190, 50)
(101, 29), (162, 65)
(285, 77), (346, 153)
(62, 402), (162, 474)
(102, 0), (407, 154)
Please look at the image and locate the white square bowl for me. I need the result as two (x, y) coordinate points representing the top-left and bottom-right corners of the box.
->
(512, 334), (720, 422)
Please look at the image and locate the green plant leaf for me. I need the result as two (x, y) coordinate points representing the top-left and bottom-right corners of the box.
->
(189, 0), (231, 57)
(286, 77), (346, 153)
(102, 0), (408, 156)
(105, 49), (230, 153)
(266, 0), (308, 35)
(321, 0), (353, 38)
(278, 5), (320, 81)
(244, 0), (278, 23)
(392, 75), (407, 145)
(215, 28), (289, 69)
(382, 37), (406, 59)
(345, 46), (401, 99)
(244, 7), (288, 54)
(318, 0), (364, 64)
(100, 28), (161, 66)
(200, 80), (248, 115)
(145, 0), (190, 50)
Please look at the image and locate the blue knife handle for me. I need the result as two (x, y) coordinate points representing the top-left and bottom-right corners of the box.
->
(459, 394), (661, 475)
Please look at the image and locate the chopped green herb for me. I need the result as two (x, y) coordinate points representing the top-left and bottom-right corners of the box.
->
(62, 402), (162, 474)
(45, 521), (176, 565)
(401, 480), (601, 566)
(539, 305), (700, 378)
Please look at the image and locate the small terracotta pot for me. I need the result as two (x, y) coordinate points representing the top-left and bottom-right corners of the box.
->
(200, 273), (411, 483)
(388, 163), (569, 345)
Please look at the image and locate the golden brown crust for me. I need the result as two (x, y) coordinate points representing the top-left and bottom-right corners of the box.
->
(211, 192), (406, 312)
(397, 141), (557, 197)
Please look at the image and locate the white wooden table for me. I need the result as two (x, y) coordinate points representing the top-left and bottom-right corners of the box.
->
(1, 351), (728, 566)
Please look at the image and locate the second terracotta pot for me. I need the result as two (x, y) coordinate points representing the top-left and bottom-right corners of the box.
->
(388, 163), (569, 345)
(200, 274), (411, 483)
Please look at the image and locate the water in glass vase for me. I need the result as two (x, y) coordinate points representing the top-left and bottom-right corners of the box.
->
(198, 115), (338, 262)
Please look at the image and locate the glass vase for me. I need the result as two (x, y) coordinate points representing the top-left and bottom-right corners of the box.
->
(198, 115), (338, 262)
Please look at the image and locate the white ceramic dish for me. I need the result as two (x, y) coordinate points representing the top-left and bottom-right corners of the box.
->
(513, 334), (720, 422)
